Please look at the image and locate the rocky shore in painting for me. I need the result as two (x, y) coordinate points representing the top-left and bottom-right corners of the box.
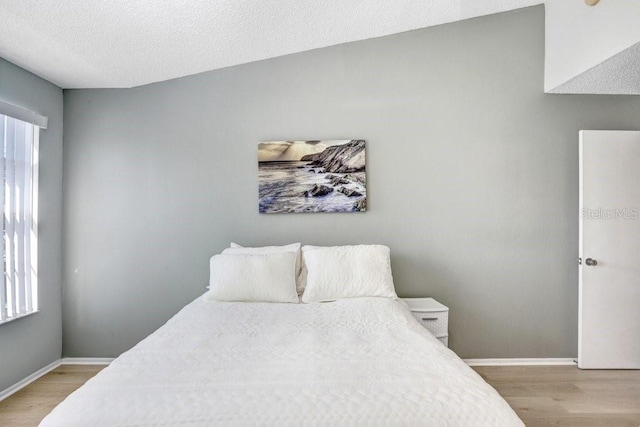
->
(258, 140), (367, 213)
(300, 140), (366, 209)
(301, 140), (365, 173)
(303, 174), (364, 198)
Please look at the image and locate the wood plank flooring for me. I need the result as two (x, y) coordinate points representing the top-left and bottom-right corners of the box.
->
(0, 364), (638, 426)
(0, 365), (104, 427)
(473, 365), (640, 426)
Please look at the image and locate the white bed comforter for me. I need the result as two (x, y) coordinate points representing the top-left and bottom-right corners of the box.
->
(41, 297), (523, 426)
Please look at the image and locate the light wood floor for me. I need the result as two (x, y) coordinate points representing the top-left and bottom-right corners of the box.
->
(0, 365), (105, 427)
(473, 365), (640, 426)
(0, 364), (639, 426)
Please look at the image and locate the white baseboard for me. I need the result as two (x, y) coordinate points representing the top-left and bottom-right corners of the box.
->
(0, 359), (61, 402)
(60, 357), (114, 365)
(0, 357), (113, 402)
(465, 358), (577, 366)
(0, 356), (576, 402)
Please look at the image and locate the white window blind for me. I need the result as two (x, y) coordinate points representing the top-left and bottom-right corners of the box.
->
(0, 113), (39, 323)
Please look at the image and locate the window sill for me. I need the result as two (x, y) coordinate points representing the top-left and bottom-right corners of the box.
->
(0, 310), (39, 326)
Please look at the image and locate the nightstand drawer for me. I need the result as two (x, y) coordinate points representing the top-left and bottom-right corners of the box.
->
(410, 310), (448, 337)
(402, 297), (449, 347)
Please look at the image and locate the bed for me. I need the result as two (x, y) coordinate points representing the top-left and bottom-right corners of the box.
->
(40, 244), (523, 426)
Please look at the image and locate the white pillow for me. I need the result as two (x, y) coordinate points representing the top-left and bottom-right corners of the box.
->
(227, 242), (300, 255)
(225, 243), (303, 294)
(301, 245), (398, 303)
(298, 245), (323, 293)
(205, 252), (298, 303)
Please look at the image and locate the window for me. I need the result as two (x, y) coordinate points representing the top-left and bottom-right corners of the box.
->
(0, 113), (39, 324)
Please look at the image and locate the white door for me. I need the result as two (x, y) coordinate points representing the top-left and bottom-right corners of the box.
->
(579, 130), (640, 369)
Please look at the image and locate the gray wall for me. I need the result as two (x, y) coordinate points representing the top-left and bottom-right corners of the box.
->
(0, 59), (63, 390)
(62, 6), (640, 359)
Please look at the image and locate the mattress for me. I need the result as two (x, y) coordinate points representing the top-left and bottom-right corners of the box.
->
(40, 296), (523, 426)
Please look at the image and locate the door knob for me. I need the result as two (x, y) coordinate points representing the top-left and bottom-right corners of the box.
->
(585, 258), (598, 266)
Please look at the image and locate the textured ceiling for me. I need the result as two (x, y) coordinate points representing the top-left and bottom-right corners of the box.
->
(549, 42), (640, 95)
(0, 0), (541, 89)
(544, 0), (640, 95)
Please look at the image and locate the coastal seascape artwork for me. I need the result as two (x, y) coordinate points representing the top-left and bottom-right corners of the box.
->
(258, 140), (367, 213)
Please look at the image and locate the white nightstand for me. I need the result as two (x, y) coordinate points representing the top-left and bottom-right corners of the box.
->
(403, 298), (449, 347)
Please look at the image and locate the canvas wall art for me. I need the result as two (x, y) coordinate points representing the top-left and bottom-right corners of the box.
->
(258, 140), (366, 213)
